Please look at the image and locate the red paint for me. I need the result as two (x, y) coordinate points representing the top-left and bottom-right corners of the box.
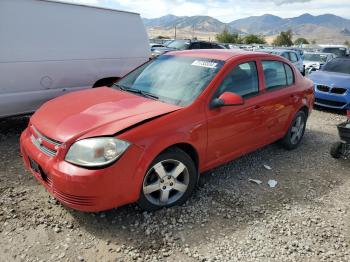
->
(20, 50), (314, 212)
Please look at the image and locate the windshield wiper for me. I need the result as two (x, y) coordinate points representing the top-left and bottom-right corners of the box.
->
(115, 84), (159, 100)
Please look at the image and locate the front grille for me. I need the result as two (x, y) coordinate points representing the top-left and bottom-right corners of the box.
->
(30, 126), (62, 157)
(31, 126), (61, 146)
(316, 85), (347, 95)
(30, 135), (57, 157)
(315, 98), (347, 108)
(317, 85), (330, 92)
(331, 87), (347, 95)
(53, 190), (96, 207)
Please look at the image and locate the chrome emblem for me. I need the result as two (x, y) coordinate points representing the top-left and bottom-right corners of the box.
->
(37, 137), (43, 146)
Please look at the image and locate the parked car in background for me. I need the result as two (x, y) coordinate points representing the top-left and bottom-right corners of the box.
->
(150, 43), (165, 58)
(260, 49), (305, 75)
(21, 50), (314, 212)
(287, 48), (305, 60)
(322, 46), (349, 58)
(304, 52), (336, 74)
(151, 40), (225, 57)
(150, 43), (165, 49)
(0, 0), (150, 118)
(309, 57), (350, 110)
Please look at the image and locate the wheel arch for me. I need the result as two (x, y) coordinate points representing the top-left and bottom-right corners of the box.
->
(299, 105), (309, 118)
(282, 104), (309, 138)
(159, 143), (200, 170)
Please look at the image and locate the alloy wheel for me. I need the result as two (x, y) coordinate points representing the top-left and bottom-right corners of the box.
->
(143, 159), (189, 206)
(290, 115), (305, 145)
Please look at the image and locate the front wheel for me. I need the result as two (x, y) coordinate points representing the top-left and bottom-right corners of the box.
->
(280, 111), (307, 150)
(138, 148), (197, 211)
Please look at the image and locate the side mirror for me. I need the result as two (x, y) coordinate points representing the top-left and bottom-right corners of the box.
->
(211, 92), (244, 108)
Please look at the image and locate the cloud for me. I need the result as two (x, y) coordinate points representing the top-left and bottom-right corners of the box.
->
(266, 0), (312, 5)
(59, 0), (350, 21)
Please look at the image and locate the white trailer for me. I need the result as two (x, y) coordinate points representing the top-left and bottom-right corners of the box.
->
(0, 0), (150, 118)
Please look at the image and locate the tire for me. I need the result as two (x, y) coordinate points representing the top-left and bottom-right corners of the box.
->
(330, 142), (343, 159)
(138, 148), (198, 211)
(280, 111), (307, 150)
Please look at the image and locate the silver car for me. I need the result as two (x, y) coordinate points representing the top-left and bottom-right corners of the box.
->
(303, 52), (336, 74)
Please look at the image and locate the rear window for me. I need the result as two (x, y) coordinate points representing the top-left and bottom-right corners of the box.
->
(262, 61), (295, 90)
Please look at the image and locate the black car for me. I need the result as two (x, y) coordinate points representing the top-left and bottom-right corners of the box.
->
(151, 40), (225, 57)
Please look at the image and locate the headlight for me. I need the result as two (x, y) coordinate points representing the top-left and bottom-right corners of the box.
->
(65, 137), (130, 167)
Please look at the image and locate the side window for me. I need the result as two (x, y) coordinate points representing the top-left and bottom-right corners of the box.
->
(211, 43), (223, 49)
(190, 43), (200, 49)
(217, 62), (259, 98)
(284, 64), (295, 85)
(289, 52), (298, 63)
(200, 42), (212, 49)
(262, 61), (295, 90)
(262, 61), (287, 90)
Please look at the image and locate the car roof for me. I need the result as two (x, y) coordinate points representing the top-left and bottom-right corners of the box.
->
(165, 49), (274, 61)
(267, 49), (297, 54)
(304, 52), (333, 55)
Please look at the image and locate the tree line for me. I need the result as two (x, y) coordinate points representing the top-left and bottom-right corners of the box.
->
(215, 29), (320, 46)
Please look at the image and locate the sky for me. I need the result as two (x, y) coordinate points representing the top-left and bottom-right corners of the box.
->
(60, 0), (350, 22)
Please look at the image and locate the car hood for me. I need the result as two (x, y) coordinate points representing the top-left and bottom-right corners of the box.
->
(30, 87), (181, 142)
(309, 71), (350, 88)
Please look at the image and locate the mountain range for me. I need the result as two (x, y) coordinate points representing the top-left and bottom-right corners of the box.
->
(143, 13), (350, 44)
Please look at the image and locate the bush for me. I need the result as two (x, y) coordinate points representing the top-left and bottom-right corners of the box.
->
(273, 30), (293, 46)
(244, 34), (266, 44)
(216, 29), (242, 44)
(294, 38), (309, 45)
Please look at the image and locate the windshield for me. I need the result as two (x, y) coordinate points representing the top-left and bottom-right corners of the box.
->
(304, 53), (328, 63)
(114, 55), (224, 106)
(163, 40), (174, 47)
(322, 48), (347, 57)
(322, 59), (350, 74)
(167, 40), (190, 50)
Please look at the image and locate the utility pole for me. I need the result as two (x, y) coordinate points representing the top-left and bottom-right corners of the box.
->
(174, 25), (177, 39)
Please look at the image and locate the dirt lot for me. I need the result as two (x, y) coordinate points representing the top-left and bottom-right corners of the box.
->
(1, 109), (350, 262)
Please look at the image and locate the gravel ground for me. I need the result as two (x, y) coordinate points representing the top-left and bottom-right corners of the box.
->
(1, 109), (350, 262)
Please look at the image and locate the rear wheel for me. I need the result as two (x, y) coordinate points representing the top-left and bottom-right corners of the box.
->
(280, 111), (307, 150)
(330, 142), (343, 159)
(138, 148), (197, 211)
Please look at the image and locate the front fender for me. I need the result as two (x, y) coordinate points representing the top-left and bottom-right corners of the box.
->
(117, 109), (207, 200)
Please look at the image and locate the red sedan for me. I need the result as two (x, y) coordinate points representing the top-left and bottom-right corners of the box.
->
(20, 50), (314, 212)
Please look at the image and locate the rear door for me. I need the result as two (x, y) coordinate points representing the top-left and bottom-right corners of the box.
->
(257, 59), (297, 140)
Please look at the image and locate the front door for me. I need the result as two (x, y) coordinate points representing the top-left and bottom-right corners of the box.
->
(205, 61), (266, 168)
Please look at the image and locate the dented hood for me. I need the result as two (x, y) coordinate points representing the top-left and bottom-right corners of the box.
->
(31, 87), (181, 142)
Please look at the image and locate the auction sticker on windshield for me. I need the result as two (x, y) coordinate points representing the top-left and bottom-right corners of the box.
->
(192, 60), (218, 69)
